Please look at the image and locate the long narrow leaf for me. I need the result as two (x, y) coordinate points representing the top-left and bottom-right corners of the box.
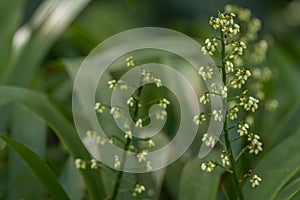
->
(0, 86), (106, 199)
(8, 105), (46, 199)
(1, 0), (90, 85)
(0, 0), (24, 72)
(0, 135), (70, 200)
(275, 176), (300, 200)
(243, 131), (300, 200)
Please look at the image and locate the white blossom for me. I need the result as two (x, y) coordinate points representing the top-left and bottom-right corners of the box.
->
(127, 97), (135, 107)
(126, 56), (135, 67)
(240, 96), (259, 112)
(135, 119), (143, 127)
(75, 158), (86, 169)
(108, 80), (117, 90)
(90, 159), (98, 169)
(198, 66), (213, 80)
(159, 98), (170, 108)
(94, 102), (106, 113)
(199, 93), (210, 104)
(250, 174), (262, 187)
(202, 133), (217, 148)
(193, 113), (206, 125)
(110, 107), (121, 119)
(124, 130), (132, 139)
(114, 155), (121, 169)
(201, 161), (216, 172)
(212, 109), (223, 122)
(221, 153), (230, 166)
(237, 122), (250, 136)
(137, 150), (148, 162)
(132, 183), (146, 196)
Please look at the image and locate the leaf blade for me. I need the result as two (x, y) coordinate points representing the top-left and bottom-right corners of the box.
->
(0, 135), (70, 200)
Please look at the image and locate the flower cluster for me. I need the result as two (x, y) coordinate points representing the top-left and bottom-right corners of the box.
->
(196, 6), (268, 193)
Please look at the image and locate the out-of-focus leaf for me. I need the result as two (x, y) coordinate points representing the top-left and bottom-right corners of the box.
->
(8, 104), (46, 199)
(60, 157), (85, 200)
(263, 46), (300, 149)
(0, 86), (106, 199)
(179, 151), (222, 200)
(1, 0), (91, 86)
(243, 131), (300, 200)
(275, 176), (300, 200)
(0, 0), (24, 72)
(0, 135), (70, 200)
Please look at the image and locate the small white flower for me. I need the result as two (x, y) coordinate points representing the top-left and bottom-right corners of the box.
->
(110, 107), (121, 119)
(193, 113), (206, 125)
(135, 119), (143, 127)
(94, 102), (106, 113)
(240, 96), (259, 112)
(159, 98), (170, 108)
(148, 139), (155, 147)
(114, 155), (121, 169)
(155, 110), (167, 120)
(221, 153), (230, 166)
(228, 107), (239, 120)
(201, 161), (216, 172)
(229, 41), (247, 59)
(237, 122), (250, 136)
(119, 83), (128, 90)
(154, 78), (162, 88)
(90, 159), (98, 169)
(75, 158), (86, 169)
(137, 150), (148, 162)
(220, 86), (228, 98)
(247, 133), (263, 155)
(124, 130), (132, 139)
(211, 83), (219, 96)
(96, 136), (107, 145)
(108, 80), (117, 90)
(146, 161), (152, 171)
(86, 130), (97, 138)
(127, 97), (135, 107)
(132, 183), (146, 196)
(225, 60), (234, 73)
(126, 56), (135, 67)
(212, 109), (223, 122)
(199, 93), (210, 104)
(230, 69), (251, 89)
(202, 37), (218, 55)
(198, 66), (213, 80)
(202, 133), (217, 148)
(250, 174), (262, 187)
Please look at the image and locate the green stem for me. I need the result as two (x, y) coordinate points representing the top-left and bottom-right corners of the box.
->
(221, 31), (244, 200)
(111, 86), (143, 200)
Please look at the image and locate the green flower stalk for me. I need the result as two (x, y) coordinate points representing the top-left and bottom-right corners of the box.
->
(195, 5), (273, 199)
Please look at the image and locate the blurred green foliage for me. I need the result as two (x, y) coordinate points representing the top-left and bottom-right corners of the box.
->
(0, 0), (299, 199)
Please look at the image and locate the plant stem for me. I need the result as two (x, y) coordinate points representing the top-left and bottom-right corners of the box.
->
(220, 31), (244, 200)
(111, 86), (143, 200)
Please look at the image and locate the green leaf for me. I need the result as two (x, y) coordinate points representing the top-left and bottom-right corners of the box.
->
(0, 86), (106, 199)
(1, 0), (91, 85)
(0, 0), (24, 72)
(243, 131), (300, 200)
(8, 104), (46, 199)
(0, 135), (70, 200)
(275, 176), (300, 200)
(179, 151), (223, 200)
(60, 157), (85, 200)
